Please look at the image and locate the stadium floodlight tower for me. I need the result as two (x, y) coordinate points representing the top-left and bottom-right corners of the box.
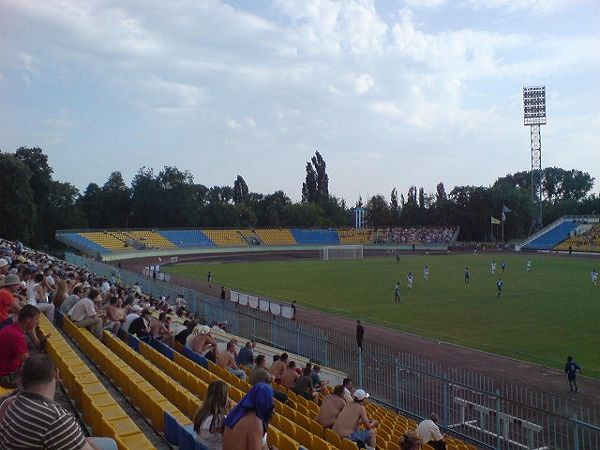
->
(523, 86), (546, 231)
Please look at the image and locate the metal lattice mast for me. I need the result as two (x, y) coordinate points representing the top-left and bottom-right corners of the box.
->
(523, 86), (546, 231)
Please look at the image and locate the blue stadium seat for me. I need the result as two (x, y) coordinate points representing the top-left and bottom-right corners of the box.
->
(291, 229), (340, 245)
(150, 338), (174, 360)
(164, 412), (181, 445)
(524, 221), (579, 250)
(183, 347), (209, 369)
(58, 233), (108, 253)
(159, 230), (216, 248)
(128, 334), (140, 352)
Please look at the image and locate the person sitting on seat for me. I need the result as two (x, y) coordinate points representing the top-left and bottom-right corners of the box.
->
(416, 413), (446, 450)
(68, 289), (104, 340)
(269, 352), (287, 384)
(222, 383), (275, 450)
(280, 360), (299, 390)
(332, 389), (378, 450)
(399, 430), (422, 450)
(127, 309), (151, 340)
(236, 341), (255, 367)
(217, 340), (246, 380)
(316, 385), (346, 428)
(0, 353), (118, 450)
(193, 380), (231, 450)
(0, 304), (40, 388)
(292, 366), (318, 402)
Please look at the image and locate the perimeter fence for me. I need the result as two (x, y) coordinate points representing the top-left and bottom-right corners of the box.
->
(65, 252), (600, 450)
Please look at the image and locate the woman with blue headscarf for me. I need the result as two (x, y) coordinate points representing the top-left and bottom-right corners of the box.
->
(223, 383), (276, 450)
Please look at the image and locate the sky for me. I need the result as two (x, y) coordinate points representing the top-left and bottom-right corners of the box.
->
(1, 0), (599, 203)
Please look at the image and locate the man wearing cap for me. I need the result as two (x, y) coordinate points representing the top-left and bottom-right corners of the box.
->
(332, 388), (378, 450)
(188, 325), (216, 355)
(416, 413), (446, 450)
(0, 258), (10, 280)
(0, 274), (22, 329)
(123, 304), (142, 333)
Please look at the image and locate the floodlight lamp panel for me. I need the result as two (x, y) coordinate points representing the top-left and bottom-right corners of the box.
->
(523, 85), (547, 126)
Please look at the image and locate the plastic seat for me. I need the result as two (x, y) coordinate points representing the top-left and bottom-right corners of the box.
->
(313, 435), (334, 450)
(267, 426), (281, 449)
(279, 434), (300, 450)
(325, 428), (342, 448)
(342, 438), (360, 450)
(296, 426), (313, 449)
(309, 418), (325, 438)
(278, 415), (297, 440)
(295, 412), (311, 431)
(115, 433), (156, 450)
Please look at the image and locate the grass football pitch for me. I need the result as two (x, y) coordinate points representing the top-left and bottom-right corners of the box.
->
(165, 254), (600, 378)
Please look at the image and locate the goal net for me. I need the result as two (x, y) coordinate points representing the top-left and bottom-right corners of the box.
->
(322, 245), (364, 261)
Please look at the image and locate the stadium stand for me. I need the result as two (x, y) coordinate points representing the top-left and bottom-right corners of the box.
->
(238, 229), (261, 245)
(202, 229), (248, 246)
(555, 223), (600, 252)
(80, 231), (133, 251)
(522, 220), (579, 250)
(57, 225), (459, 255)
(58, 232), (109, 253)
(291, 229), (341, 245)
(158, 229), (216, 248)
(124, 231), (177, 249)
(255, 228), (298, 246)
(338, 228), (373, 245)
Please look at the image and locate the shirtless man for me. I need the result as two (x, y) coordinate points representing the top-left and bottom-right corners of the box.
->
(280, 360), (299, 390)
(269, 352), (288, 384)
(104, 296), (125, 334)
(333, 389), (378, 449)
(188, 325), (216, 355)
(316, 385), (346, 428)
(150, 312), (171, 343)
(217, 340), (246, 380)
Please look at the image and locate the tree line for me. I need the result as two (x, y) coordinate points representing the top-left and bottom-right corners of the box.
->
(0, 147), (598, 251)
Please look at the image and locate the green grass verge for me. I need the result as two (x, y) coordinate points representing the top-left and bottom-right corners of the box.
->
(164, 254), (600, 378)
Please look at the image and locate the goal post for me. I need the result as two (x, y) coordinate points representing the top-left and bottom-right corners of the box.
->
(322, 245), (364, 261)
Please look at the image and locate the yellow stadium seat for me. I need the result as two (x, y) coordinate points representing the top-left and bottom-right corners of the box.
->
(278, 415), (297, 440)
(313, 435), (334, 450)
(296, 426), (314, 449)
(267, 426), (282, 449)
(342, 438), (360, 450)
(325, 428), (343, 448)
(279, 434), (300, 450)
(115, 433), (156, 450)
(309, 418), (325, 438)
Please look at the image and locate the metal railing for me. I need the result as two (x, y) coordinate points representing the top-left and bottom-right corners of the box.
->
(65, 252), (600, 450)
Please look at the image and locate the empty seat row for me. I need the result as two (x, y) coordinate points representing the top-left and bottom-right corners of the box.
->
(37, 315), (154, 449)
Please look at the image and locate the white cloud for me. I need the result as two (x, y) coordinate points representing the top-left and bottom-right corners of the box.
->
(371, 101), (401, 118)
(19, 51), (39, 73)
(354, 73), (374, 94)
(0, 0), (598, 202)
(274, 0), (388, 55)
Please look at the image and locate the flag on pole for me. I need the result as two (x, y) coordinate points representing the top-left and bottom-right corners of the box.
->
(502, 205), (512, 221)
(491, 217), (501, 225)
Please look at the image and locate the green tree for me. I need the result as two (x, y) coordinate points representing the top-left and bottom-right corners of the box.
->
(233, 175), (249, 204)
(0, 154), (35, 243)
(302, 151), (329, 202)
(366, 194), (390, 227)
